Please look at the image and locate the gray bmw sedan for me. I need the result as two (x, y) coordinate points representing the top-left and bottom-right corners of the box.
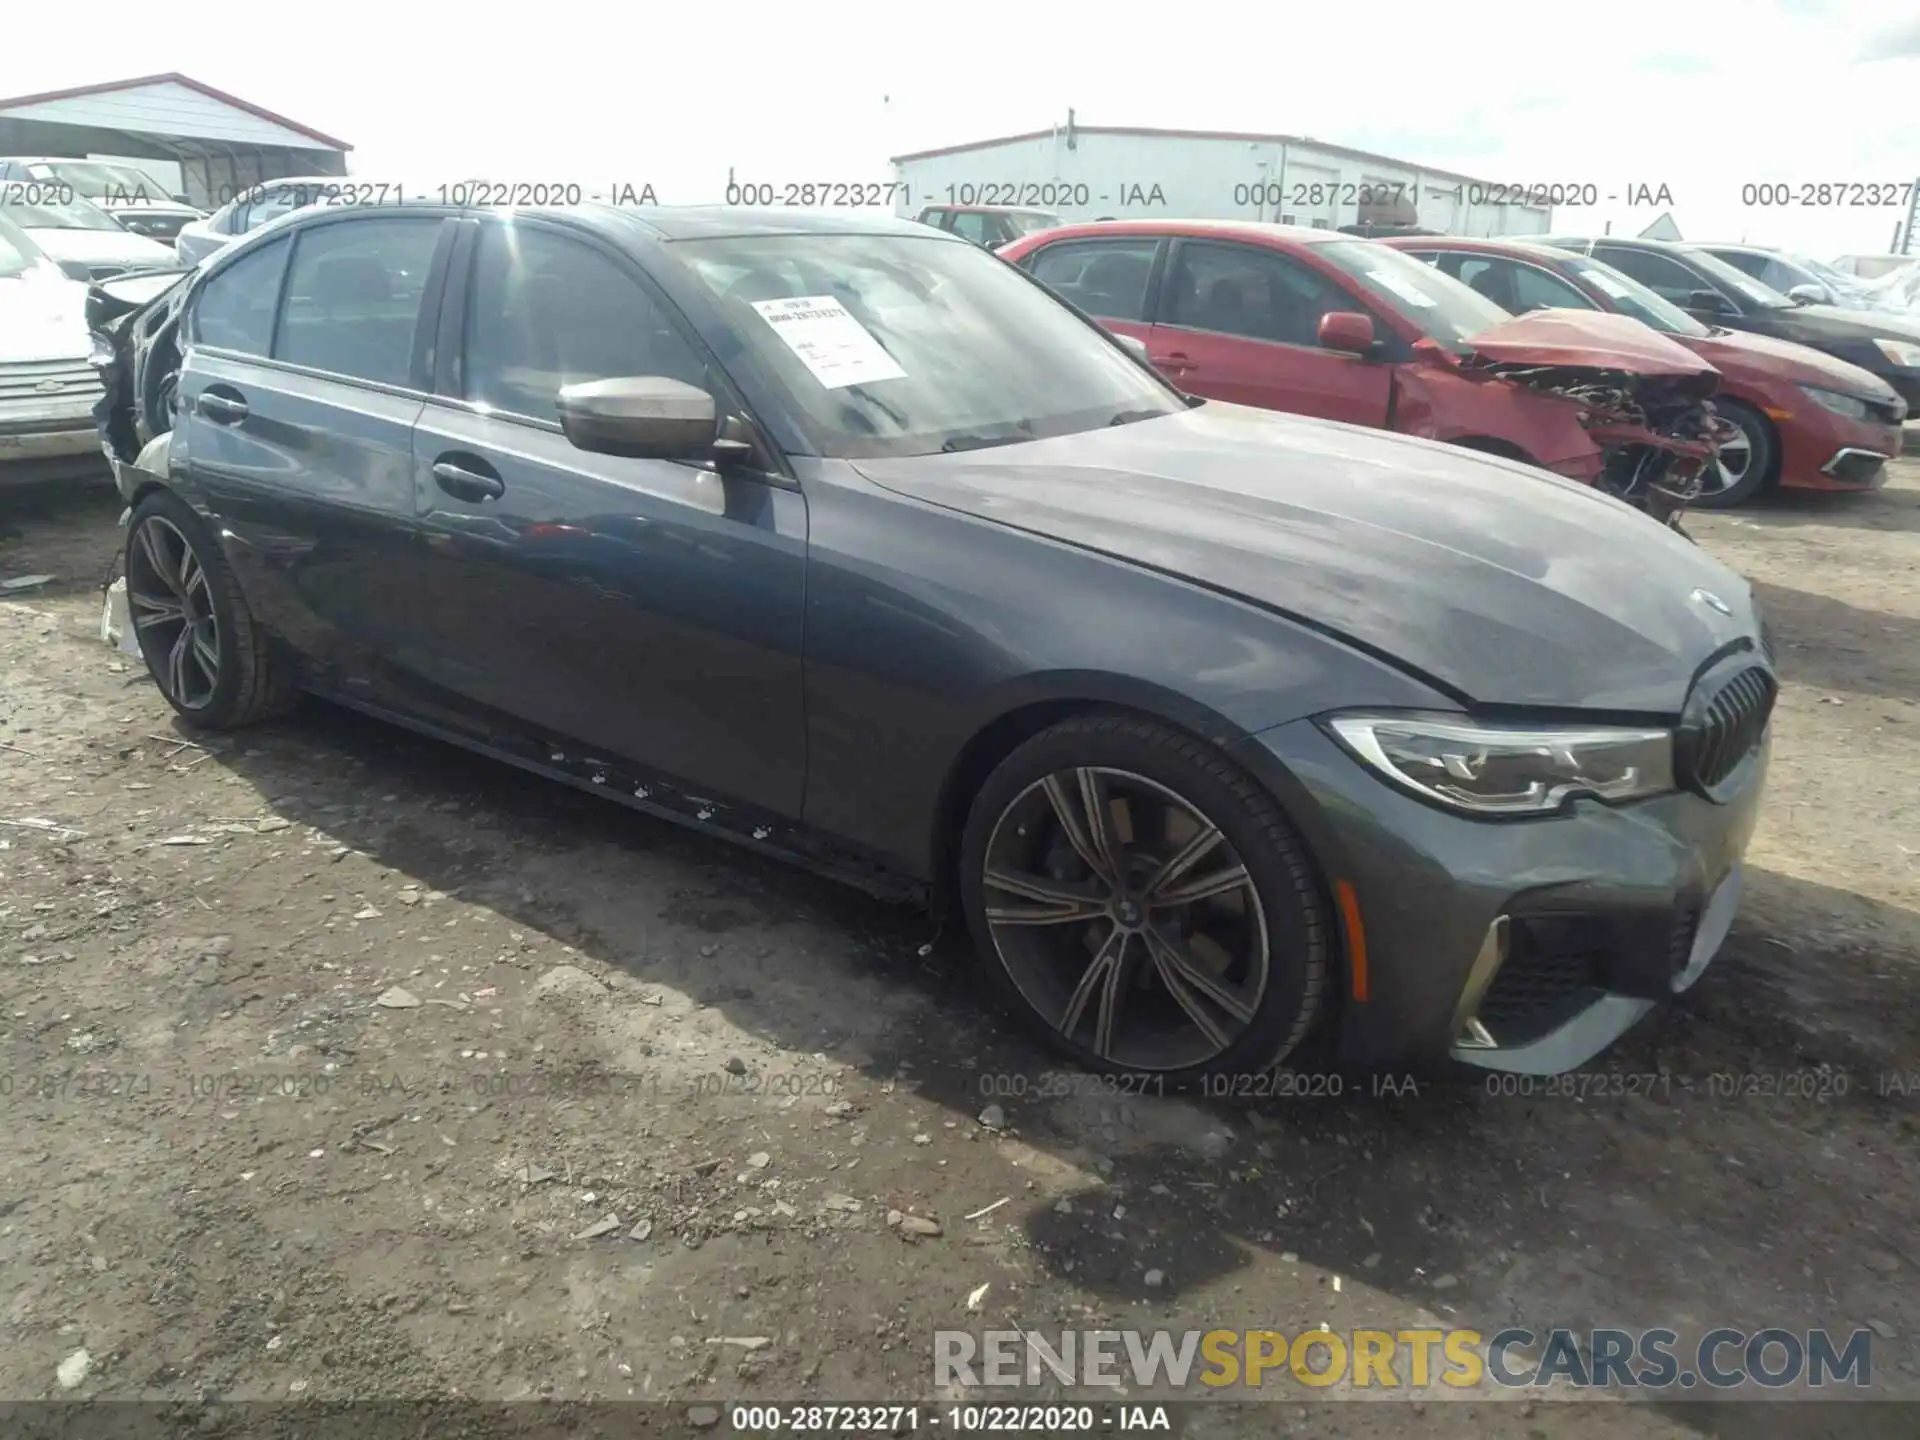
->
(89, 202), (1771, 1082)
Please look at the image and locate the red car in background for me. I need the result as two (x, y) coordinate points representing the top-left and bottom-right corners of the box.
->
(998, 220), (1727, 524)
(1379, 235), (1908, 506)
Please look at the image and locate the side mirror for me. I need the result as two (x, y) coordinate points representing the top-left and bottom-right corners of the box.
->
(173, 193), (193, 206)
(1112, 332), (1151, 363)
(1318, 311), (1377, 356)
(557, 376), (719, 460)
(1686, 289), (1734, 315)
(1786, 282), (1824, 305)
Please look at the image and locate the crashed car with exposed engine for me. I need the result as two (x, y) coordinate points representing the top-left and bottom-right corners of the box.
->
(999, 219), (1734, 527)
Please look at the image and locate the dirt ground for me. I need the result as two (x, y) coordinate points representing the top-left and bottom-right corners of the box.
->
(1, 459), (1917, 1439)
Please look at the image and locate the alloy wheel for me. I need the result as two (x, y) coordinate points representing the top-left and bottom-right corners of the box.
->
(127, 514), (220, 709)
(1703, 426), (1753, 497)
(980, 766), (1270, 1071)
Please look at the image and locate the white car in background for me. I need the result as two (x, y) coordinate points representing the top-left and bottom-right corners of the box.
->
(0, 157), (203, 243)
(1, 192), (175, 281)
(0, 210), (103, 481)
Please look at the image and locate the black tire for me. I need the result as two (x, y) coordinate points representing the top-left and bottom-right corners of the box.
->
(959, 713), (1331, 1083)
(1691, 399), (1775, 509)
(126, 488), (297, 729)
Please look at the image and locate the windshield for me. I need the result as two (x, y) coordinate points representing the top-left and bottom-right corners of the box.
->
(1680, 247), (1795, 309)
(1311, 239), (1510, 346)
(668, 231), (1184, 460)
(0, 211), (47, 278)
(1558, 254), (1711, 337)
(1791, 253), (1864, 292)
(27, 161), (171, 200)
(2, 194), (127, 232)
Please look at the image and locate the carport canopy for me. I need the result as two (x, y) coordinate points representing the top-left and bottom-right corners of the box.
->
(0, 72), (349, 210)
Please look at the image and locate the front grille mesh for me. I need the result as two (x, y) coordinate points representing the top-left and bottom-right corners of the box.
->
(1687, 666), (1776, 791)
(1479, 938), (1601, 1036)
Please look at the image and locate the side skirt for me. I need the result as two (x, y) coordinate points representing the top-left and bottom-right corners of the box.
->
(308, 688), (928, 908)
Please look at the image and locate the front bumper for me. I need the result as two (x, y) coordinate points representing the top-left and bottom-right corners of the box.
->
(0, 415), (101, 462)
(1771, 399), (1903, 492)
(1235, 716), (1768, 1073)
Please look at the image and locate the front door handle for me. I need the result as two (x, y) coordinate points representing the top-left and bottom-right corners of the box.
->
(1154, 351), (1194, 374)
(432, 458), (505, 502)
(196, 390), (248, 424)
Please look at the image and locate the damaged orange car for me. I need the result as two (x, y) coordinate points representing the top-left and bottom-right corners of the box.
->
(999, 220), (1729, 526)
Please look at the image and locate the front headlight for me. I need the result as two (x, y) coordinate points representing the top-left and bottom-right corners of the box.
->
(1324, 713), (1675, 816)
(1871, 337), (1920, 369)
(1799, 385), (1871, 420)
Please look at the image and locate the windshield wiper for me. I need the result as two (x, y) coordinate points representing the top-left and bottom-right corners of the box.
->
(1107, 409), (1164, 427)
(939, 432), (1030, 453)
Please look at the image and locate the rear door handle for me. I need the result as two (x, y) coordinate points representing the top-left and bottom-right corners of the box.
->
(196, 390), (248, 424)
(432, 457), (505, 502)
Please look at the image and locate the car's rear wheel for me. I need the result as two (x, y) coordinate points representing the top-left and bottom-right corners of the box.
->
(126, 489), (296, 729)
(959, 715), (1331, 1082)
(1691, 399), (1775, 508)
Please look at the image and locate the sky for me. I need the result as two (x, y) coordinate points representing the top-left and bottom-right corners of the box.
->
(4, 0), (1918, 261)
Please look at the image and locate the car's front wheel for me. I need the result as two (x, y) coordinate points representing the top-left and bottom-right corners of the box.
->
(126, 489), (296, 729)
(1692, 399), (1775, 508)
(960, 715), (1332, 1083)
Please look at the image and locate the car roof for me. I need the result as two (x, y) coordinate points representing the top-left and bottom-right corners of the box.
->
(1378, 234), (1581, 262)
(923, 204), (1058, 216)
(1012, 218), (1349, 247)
(223, 200), (963, 260)
(1538, 235), (1704, 255)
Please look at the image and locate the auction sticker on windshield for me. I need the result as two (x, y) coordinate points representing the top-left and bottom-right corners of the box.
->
(750, 295), (907, 389)
(1585, 270), (1635, 299)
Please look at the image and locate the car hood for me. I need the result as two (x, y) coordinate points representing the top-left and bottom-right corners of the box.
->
(1459, 308), (1719, 380)
(24, 227), (177, 267)
(1771, 302), (1920, 345)
(95, 199), (202, 219)
(1679, 326), (1902, 402)
(0, 272), (89, 363)
(852, 402), (1758, 713)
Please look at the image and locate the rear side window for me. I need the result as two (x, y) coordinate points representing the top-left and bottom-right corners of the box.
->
(1028, 239), (1157, 322)
(190, 234), (290, 355)
(1593, 247), (1704, 305)
(463, 222), (708, 423)
(276, 217), (444, 387)
(948, 212), (996, 246)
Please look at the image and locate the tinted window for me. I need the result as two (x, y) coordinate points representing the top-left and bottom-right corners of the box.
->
(276, 217), (442, 386)
(1592, 247), (1708, 305)
(464, 222), (708, 422)
(1028, 239), (1158, 321)
(191, 234), (290, 355)
(1164, 241), (1357, 346)
(1713, 249), (1769, 279)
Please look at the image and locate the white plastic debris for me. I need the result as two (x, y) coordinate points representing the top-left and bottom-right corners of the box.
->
(100, 579), (143, 658)
(57, 1348), (92, 1388)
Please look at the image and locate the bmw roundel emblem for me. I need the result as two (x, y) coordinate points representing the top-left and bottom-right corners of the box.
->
(1691, 588), (1733, 616)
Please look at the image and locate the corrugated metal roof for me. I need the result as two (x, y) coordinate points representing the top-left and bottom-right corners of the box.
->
(0, 73), (350, 151)
(890, 125), (1510, 191)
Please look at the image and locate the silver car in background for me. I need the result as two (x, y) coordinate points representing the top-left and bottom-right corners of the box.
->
(1, 192), (176, 281)
(175, 176), (390, 267)
(0, 210), (103, 482)
(0, 158), (204, 243)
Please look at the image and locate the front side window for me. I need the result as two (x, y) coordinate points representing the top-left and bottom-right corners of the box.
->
(1310, 239), (1509, 347)
(1508, 261), (1597, 312)
(464, 222), (708, 422)
(1163, 241), (1360, 347)
(276, 217), (443, 386)
(1027, 239), (1158, 321)
(190, 234), (290, 355)
(1592, 247), (1712, 307)
(668, 230), (1183, 460)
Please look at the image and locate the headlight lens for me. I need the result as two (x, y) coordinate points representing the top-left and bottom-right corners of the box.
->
(1799, 385), (1871, 420)
(1871, 337), (1920, 369)
(1324, 713), (1675, 816)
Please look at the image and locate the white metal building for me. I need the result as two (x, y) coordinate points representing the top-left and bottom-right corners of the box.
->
(0, 73), (350, 211)
(890, 122), (1552, 237)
